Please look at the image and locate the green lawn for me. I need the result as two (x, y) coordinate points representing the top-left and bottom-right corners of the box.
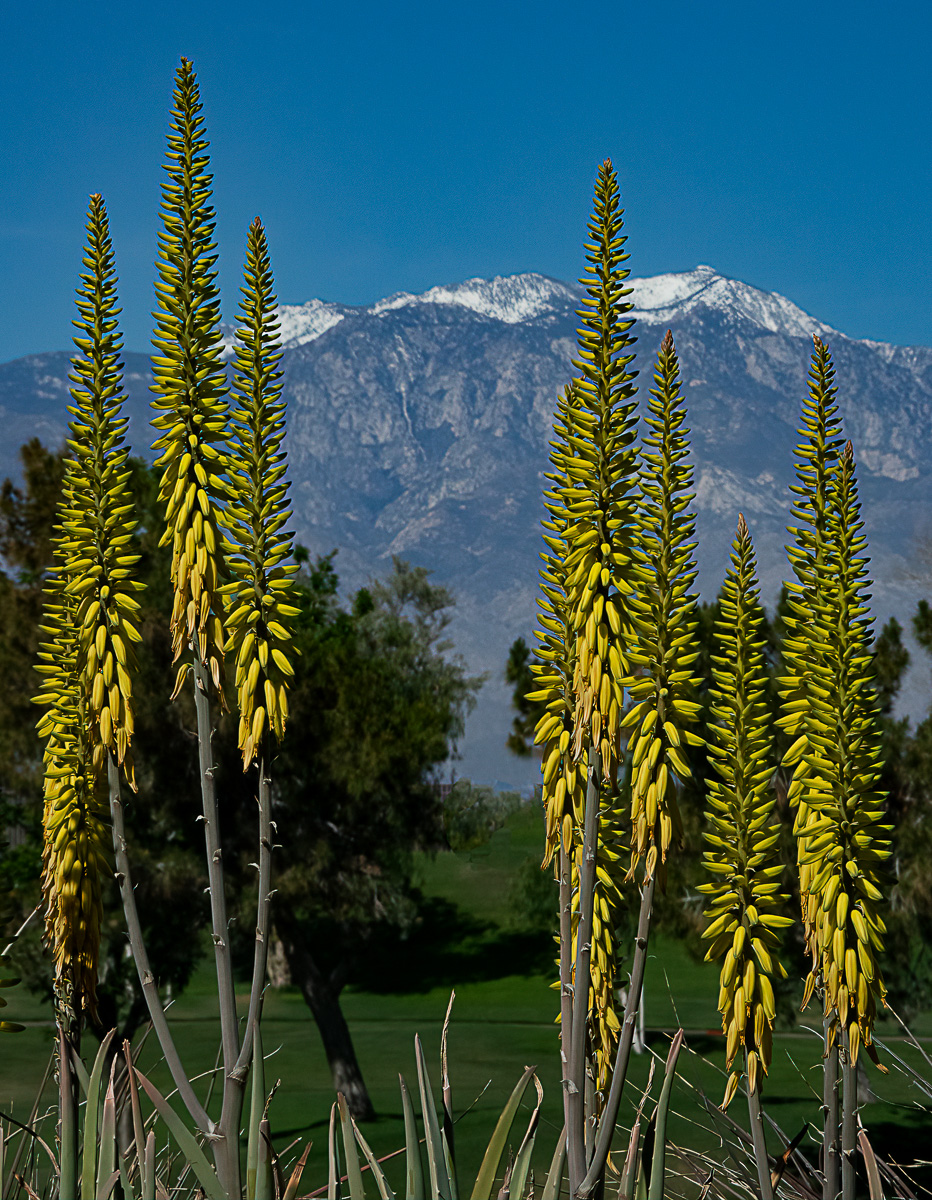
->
(2, 804), (930, 1192)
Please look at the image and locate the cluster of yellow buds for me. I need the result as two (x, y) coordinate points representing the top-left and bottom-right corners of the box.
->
(150, 58), (229, 692)
(221, 218), (301, 768)
(623, 331), (703, 886)
(700, 515), (789, 1101)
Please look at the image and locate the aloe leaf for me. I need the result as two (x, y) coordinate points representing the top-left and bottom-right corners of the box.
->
(468, 1065), (536, 1200)
(858, 1130), (885, 1200)
(133, 1068), (225, 1200)
(337, 1093), (367, 1200)
(400, 1073), (425, 1200)
(440, 993), (457, 1198)
(247, 1022), (267, 1200)
(143, 1130), (156, 1200)
(257, 1116), (274, 1200)
(619, 1118), (641, 1200)
(123, 1039), (147, 1199)
(69, 1043), (90, 1098)
(509, 1075), (542, 1200)
(352, 1115), (396, 1200)
(415, 1035), (452, 1200)
(96, 1058), (118, 1198)
(539, 1127), (565, 1200)
(283, 1142), (313, 1200)
(80, 1027), (116, 1200)
(646, 1030), (685, 1200)
(328, 1102), (340, 1200)
(119, 1155), (138, 1200)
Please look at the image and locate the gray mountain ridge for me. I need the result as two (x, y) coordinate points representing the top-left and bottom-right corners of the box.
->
(2, 265), (931, 788)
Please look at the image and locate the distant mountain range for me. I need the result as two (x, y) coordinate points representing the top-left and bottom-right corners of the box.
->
(2, 266), (931, 788)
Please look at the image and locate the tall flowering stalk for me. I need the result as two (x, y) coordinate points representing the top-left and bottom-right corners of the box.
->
(530, 160), (639, 1197)
(35, 194), (142, 1026)
(624, 330), (703, 888)
(150, 57), (229, 693)
(220, 216), (301, 1080)
(777, 335), (846, 1200)
(701, 515), (789, 1200)
(34, 192), (144, 1196)
(780, 339), (891, 1200)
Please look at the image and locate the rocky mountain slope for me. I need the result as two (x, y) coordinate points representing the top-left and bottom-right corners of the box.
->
(2, 266), (930, 787)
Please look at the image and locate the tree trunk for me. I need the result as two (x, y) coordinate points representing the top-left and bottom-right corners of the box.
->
(278, 923), (375, 1121)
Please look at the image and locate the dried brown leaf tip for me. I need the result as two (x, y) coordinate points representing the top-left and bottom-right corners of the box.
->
(843, 439), (854, 464)
(737, 512), (749, 540)
(661, 328), (674, 354)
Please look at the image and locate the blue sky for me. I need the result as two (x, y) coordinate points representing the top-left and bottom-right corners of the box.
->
(1, 0), (929, 361)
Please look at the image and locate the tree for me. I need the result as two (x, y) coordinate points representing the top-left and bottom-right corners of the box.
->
(504, 637), (538, 756)
(239, 554), (482, 1119)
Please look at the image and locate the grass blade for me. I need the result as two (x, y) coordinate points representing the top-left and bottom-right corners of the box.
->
(400, 1074), (424, 1200)
(415, 1035), (452, 1200)
(337, 1093), (367, 1200)
(468, 1065), (535, 1200)
(646, 1030), (684, 1200)
(133, 1067), (225, 1200)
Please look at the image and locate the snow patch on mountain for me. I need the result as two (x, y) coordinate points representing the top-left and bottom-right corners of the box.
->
(277, 299), (345, 347)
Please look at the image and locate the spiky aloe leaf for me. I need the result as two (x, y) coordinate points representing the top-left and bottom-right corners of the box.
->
(150, 57), (229, 693)
(700, 515), (789, 1093)
(625, 330), (702, 886)
(220, 217), (300, 768)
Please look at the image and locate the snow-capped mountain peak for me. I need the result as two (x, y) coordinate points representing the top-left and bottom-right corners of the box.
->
(369, 272), (579, 324)
(627, 265), (835, 341)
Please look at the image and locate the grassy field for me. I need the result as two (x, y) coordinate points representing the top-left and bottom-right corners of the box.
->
(2, 804), (930, 1191)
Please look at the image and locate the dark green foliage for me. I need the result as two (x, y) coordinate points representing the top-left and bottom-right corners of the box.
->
(504, 637), (540, 757)
(255, 554), (483, 977)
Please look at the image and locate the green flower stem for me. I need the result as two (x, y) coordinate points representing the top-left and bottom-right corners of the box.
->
(567, 747), (601, 1193)
(58, 1027), (77, 1200)
(234, 733), (274, 1078)
(841, 1032), (857, 1200)
(578, 872), (655, 1199)
(107, 751), (212, 1134)
(192, 644), (242, 1199)
(746, 1049), (773, 1200)
(823, 1016), (840, 1200)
